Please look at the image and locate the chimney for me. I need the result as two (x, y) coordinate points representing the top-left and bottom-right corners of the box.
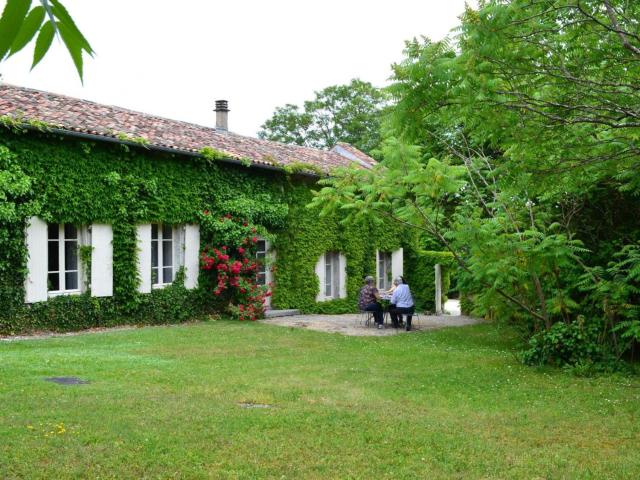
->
(214, 100), (229, 132)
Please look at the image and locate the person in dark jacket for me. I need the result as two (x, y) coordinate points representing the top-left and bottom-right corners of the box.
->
(358, 275), (384, 329)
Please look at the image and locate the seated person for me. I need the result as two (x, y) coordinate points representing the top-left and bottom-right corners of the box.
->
(389, 276), (415, 330)
(358, 275), (384, 329)
(384, 275), (405, 296)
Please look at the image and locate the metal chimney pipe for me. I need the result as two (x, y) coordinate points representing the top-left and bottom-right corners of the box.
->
(214, 100), (229, 132)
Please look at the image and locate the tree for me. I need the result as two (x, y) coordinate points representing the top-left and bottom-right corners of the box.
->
(311, 0), (640, 367)
(0, 0), (93, 81)
(258, 79), (387, 154)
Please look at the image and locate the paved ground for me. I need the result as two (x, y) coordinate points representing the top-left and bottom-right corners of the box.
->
(261, 300), (482, 337)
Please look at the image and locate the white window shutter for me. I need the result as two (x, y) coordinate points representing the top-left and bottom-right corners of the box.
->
(91, 224), (113, 297)
(136, 224), (152, 293)
(314, 253), (325, 302)
(375, 249), (380, 289)
(391, 248), (404, 280)
(24, 216), (48, 303)
(183, 224), (200, 289)
(339, 253), (347, 299)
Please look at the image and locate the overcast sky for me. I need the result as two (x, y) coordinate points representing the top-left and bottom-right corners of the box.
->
(0, 0), (473, 137)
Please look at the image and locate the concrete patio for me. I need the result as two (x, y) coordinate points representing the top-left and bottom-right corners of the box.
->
(261, 300), (482, 336)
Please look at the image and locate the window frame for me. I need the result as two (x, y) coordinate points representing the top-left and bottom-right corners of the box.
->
(324, 251), (341, 299)
(47, 223), (82, 296)
(151, 223), (175, 288)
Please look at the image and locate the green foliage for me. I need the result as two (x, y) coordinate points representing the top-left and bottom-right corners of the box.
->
(311, 0), (640, 368)
(0, 114), (51, 133)
(258, 78), (387, 154)
(521, 318), (616, 372)
(282, 161), (323, 177)
(0, 282), (209, 334)
(0, 0), (93, 81)
(115, 132), (150, 148)
(198, 146), (229, 162)
(78, 244), (92, 290)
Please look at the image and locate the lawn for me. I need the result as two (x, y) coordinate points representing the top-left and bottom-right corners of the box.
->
(1, 320), (638, 479)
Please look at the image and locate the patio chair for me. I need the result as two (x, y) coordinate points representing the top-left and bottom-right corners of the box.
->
(357, 309), (375, 327)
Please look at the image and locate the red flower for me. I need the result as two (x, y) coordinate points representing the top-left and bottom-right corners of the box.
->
(251, 227), (257, 233)
(238, 247), (245, 255)
(252, 237), (257, 243)
(203, 210), (210, 215)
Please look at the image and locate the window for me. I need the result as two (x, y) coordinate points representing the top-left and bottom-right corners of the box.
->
(151, 224), (174, 286)
(324, 251), (341, 299)
(315, 251), (346, 302)
(378, 251), (392, 290)
(256, 239), (267, 286)
(48, 223), (80, 293)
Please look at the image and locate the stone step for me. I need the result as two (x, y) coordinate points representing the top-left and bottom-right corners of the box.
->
(264, 309), (300, 318)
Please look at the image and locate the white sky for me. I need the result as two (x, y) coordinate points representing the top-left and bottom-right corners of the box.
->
(0, 0), (473, 137)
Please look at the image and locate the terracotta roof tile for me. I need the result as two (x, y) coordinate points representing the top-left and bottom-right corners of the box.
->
(0, 84), (376, 174)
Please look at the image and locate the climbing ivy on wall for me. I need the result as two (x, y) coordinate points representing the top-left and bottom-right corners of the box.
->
(0, 128), (421, 334)
(273, 197), (408, 314)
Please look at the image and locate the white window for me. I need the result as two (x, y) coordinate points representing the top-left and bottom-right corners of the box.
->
(377, 251), (392, 290)
(377, 249), (404, 291)
(325, 251), (340, 298)
(24, 218), (113, 303)
(315, 251), (347, 301)
(47, 223), (81, 293)
(138, 224), (196, 293)
(151, 223), (174, 286)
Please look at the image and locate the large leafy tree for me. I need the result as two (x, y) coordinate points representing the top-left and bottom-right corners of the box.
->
(258, 79), (387, 154)
(0, 0), (93, 81)
(313, 0), (640, 366)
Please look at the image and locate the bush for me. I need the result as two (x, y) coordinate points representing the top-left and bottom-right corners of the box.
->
(521, 318), (608, 368)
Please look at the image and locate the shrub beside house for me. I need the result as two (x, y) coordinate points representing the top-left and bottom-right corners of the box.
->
(0, 84), (412, 334)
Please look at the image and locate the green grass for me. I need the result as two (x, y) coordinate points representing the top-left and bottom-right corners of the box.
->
(1, 321), (638, 479)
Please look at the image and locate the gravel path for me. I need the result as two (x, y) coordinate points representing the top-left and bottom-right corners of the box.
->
(260, 312), (482, 336)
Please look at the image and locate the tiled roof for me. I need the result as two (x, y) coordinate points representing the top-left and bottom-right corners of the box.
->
(0, 83), (376, 174)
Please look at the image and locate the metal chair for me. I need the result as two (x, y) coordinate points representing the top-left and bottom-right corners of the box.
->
(357, 309), (375, 327)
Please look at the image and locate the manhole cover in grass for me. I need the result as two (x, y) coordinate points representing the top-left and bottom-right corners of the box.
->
(44, 377), (90, 385)
(238, 402), (272, 409)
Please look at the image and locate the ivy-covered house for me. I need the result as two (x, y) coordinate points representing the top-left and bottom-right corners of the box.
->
(0, 84), (409, 334)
